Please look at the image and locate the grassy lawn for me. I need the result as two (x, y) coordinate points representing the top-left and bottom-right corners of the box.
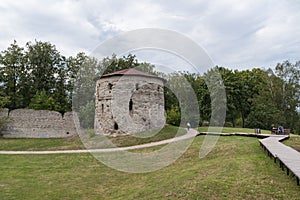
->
(283, 134), (300, 152)
(0, 126), (186, 151)
(84, 125), (186, 149)
(0, 137), (85, 151)
(1, 136), (300, 199)
(198, 126), (271, 134)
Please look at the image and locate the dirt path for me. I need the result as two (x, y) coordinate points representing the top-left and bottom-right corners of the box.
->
(0, 129), (198, 155)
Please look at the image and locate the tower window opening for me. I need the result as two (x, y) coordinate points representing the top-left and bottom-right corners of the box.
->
(114, 122), (119, 130)
(101, 104), (104, 113)
(108, 83), (113, 90)
(129, 98), (133, 111)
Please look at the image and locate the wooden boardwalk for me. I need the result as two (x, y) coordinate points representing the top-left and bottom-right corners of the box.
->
(259, 135), (300, 186)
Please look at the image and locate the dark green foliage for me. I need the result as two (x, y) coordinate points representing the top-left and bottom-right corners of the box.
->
(0, 91), (10, 135)
(28, 90), (57, 111)
(0, 40), (26, 109)
(166, 105), (181, 126)
(0, 40), (82, 113)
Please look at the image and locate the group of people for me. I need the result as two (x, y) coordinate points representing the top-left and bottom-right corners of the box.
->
(271, 123), (285, 135)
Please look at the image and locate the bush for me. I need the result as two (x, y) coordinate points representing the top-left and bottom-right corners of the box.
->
(224, 122), (233, 127)
(166, 105), (181, 126)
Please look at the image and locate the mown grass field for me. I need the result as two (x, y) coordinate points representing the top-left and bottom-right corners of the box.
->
(0, 126), (270, 151)
(1, 133), (300, 199)
(0, 126), (185, 151)
(198, 126), (271, 134)
(283, 134), (300, 152)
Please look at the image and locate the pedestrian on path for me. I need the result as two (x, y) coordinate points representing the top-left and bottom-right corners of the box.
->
(278, 124), (284, 135)
(187, 122), (191, 131)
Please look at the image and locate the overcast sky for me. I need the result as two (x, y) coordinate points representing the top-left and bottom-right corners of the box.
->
(1, 0), (300, 71)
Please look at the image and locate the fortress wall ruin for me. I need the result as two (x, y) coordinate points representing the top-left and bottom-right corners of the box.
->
(0, 109), (79, 138)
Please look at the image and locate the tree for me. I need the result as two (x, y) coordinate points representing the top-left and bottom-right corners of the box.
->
(246, 70), (284, 129)
(203, 67), (226, 126)
(218, 67), (239, 127)
(25, 41), (62, 97)
(24, 40), (81, 113)
(274, 61), (300, 133)
(28, 90), (57, 111)
(166, 105), (181, 126)
(0, 40), (26, 109)
(0, 90), (10, 135)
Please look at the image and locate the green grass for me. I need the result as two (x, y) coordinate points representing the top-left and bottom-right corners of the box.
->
(1, 136), (300, 199)
(0, 137), (85, 151)
(0, 126), (186, 151)
(283, 134), (300, 152)
(198, 126), (271, 134)
(89, 125), (186, 148)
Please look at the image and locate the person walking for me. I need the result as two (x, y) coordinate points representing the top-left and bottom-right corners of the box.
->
(278, 124), (284, 135)
(271, 123), (276, 134)
(186, 122), (191, 131)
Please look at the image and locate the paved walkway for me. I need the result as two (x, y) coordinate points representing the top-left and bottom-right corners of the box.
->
(259, 135), (300, 186)
(0, 129), (199, 155)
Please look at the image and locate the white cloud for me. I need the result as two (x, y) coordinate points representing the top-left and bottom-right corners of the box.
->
(0, 0), (299, 70)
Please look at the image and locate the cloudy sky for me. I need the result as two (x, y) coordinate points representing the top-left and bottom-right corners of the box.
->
(1, 0), (300, 71)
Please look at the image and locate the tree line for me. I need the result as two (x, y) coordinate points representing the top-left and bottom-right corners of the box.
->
(0, 40), (299, 133)
(166, 64), (299, 134)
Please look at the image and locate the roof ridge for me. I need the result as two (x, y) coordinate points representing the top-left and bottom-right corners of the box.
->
(98, 68), (163, 80)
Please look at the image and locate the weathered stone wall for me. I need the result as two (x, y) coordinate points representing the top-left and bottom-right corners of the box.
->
(0, 108), (9, 118)
(1, 109), (79, 138)
(95, 75), (165, 135)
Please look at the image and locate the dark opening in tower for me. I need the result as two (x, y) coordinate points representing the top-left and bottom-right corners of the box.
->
(114, 122), (119, 130)
(129, 98), (133, 111)
(108, 83), (113, 90)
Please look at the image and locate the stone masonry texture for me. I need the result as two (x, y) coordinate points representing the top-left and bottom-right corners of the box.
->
(95, 74), (165, 136)
(0, 109), (78, 138)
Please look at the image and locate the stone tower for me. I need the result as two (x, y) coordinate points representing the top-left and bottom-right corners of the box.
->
(94, 68), (165, 135)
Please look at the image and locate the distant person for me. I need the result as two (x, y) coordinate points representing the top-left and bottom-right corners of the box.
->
(187, 122), (191, 131)
(271, 123), (276, 134)
(278, 125), (284, 135)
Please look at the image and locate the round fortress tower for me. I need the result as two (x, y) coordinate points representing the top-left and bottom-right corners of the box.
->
(94, 68), (165, 135)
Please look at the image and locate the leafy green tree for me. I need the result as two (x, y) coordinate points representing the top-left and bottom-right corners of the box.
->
(0, 40), (26, 109)
(25, 41), (61, 95)
(25, 41), (82, 113)
(101, 54), (138, 74)
(274, 61), (300, 133)
(194, 76), (211, 125)
(203, 67), (227, 126)
(246, 71), (284, 129)
(28, 90), (57, 111)
(0, 90), (10, 134)
(166, 105), (181, 126)
(218, 67), (239, 127)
